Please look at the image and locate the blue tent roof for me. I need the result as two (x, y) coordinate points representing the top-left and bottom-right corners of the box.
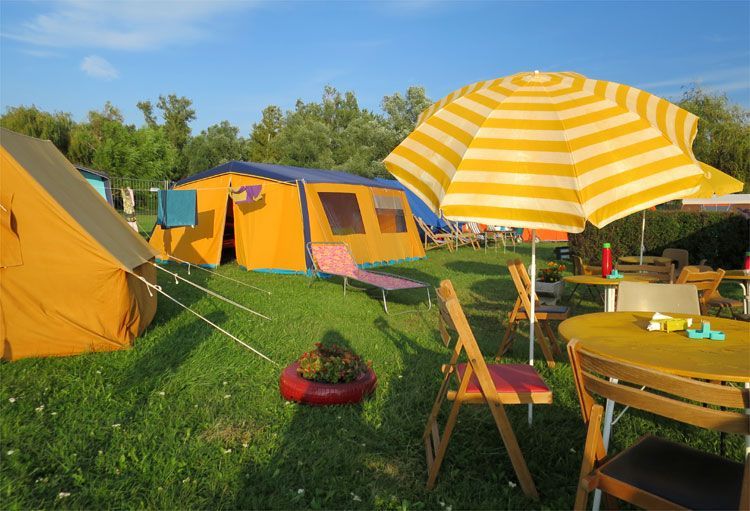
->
(177, 161), (400, 190)
(375, 178), (447, 230)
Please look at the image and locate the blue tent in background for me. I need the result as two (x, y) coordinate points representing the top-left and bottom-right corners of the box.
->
(76, 166), (113, 206)
(375, 178), (447, 231)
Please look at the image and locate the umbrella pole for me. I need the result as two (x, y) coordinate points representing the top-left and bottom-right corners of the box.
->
(528, 230), (536, 425)
(639, 210), (646, 265)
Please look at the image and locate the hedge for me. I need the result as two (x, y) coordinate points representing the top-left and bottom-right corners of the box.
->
(568, 210), (749, 270)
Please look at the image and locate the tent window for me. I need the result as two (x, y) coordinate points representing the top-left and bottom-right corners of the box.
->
(318, 192), (366, 235)
(374, 193), (407, 233)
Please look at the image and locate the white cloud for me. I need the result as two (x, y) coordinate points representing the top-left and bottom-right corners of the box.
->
(80, 55), (119, 80)
(4, 0), (253, 51)
(637, 66), (750, 95)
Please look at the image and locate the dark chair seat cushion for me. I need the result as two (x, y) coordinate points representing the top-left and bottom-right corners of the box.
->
(600, 435), (744, 510)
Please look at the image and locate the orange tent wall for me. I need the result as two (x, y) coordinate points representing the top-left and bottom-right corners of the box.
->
(149, 174), (425, 272)
(230, 175), (306, 272)
(0, 147), (156, 360)
(305, 182), (425, 266)
(522, 228), (569, 242)
(149, 175), (232, 267)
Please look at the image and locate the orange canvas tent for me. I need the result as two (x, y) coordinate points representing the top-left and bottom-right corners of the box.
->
(0, 128), (157, 360)
(149, 161), (426, 273)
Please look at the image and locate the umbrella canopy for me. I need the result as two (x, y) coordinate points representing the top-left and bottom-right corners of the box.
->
(384, 70), (712, 232)
(637, 161), (743, 263)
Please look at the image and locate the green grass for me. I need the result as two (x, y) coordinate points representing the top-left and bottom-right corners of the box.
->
(0, 244), (744, 509)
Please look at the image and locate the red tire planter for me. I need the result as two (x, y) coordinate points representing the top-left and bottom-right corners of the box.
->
(279, 362), (377, 405)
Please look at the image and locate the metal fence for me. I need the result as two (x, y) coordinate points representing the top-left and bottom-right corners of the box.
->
(108, 177), (170, 238)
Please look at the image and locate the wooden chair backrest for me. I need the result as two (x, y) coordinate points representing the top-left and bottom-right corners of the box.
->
(507, 259), (538, 313)
(676, 267), (724, 293)
(572, 255), (599, 276)
(662, 248), (689, 271)
(436, 280), (503, 403)
(676, 267), (725, 312)
(572, 255), (584, 275)
(568, 339), (750, 435)
(682, 264), (714, 273)
(616, 281), (701, 315)
(616, 263), (674, 283)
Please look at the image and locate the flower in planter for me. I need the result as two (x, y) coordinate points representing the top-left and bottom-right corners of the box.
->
(537, 261), (566, 283)
(296, 343), (372, 384)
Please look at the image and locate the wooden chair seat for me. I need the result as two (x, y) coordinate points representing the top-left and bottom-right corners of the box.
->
(595, 436), (745, 511)
(515, 304), (570, 320)
(453, 363), (552, 401)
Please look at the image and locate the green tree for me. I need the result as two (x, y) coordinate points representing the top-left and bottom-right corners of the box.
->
(0, 105), (74, 154)
(185, 121), (245, 174)
(381, 86), (432, 140)
(678, 85), (749, 190)
(136, 100), (158, 128)
(247, 105), (283, 163)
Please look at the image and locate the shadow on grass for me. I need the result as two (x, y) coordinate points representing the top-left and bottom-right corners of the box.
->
(445, 260), (503, 276)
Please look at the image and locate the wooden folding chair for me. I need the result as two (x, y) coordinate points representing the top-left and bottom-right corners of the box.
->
(616, 263), (675, 283)
(568, 339), (749, 511)
(424, 280), (552, 498)
(414, 216), (454, 252)
(497, 259), (569, 367)
(444, 219), (481, 250)
(676, 266), (725, 315)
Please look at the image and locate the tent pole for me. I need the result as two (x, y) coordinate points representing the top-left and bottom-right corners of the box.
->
(528, 229), (536, 425)
(639, 210), (646, 265)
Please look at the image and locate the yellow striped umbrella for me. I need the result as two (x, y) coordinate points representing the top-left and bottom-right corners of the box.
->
(385, 70), (713, 232)
(385, 71), (733, 420)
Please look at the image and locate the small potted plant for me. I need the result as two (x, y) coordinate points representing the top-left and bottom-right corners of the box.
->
(279, 343), (376, 405)
(536, 261), (567, 305)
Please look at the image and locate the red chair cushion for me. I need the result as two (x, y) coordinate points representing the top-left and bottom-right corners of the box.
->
(455, 363), (549, 394)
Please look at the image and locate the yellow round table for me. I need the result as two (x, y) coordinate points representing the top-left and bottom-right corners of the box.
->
(722, 269), (750, 314)
(563, 274), (657, 312)
(559, 312), (750, 382)
(560, 311), (750, 491)
(618, 255), (673, 265)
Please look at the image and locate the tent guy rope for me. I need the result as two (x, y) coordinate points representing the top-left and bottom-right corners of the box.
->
(164, 254), (271, 295)
(133, 275), (279, 366)
(150, 263), (271, 321)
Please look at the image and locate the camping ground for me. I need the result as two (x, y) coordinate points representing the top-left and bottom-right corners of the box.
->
(0, 244), (744, 509)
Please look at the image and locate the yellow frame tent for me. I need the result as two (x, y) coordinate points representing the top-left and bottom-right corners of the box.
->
(0, 128), (157, 360)
(149, 161), (426, 273)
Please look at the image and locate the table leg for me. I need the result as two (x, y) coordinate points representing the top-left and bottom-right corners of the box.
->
(592, 379), (618, 511)
(604, 286), (616, 312)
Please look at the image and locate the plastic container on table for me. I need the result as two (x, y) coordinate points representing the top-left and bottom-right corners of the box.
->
(601, 243), (612, 278)
(744, 251), (750, 270)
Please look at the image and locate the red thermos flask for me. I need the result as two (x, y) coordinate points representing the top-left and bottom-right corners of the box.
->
(602, 243), (612, 277)
(744, 251), (750, 270)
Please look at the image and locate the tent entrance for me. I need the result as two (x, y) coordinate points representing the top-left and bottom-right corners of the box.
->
(221, 196), (236, 264)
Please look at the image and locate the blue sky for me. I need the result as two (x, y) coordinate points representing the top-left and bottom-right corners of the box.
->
(1, 0), (748, 133)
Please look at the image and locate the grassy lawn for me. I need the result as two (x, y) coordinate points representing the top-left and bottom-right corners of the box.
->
(1, 243), (744, 509)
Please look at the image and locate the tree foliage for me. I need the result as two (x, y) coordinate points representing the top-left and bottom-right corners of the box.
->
(3, 83), (744, 188)
(0, 105), (74, 154)
(678, 85), (749, 191)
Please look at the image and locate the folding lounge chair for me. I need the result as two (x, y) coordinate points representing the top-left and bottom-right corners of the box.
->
(414, 216), (454, 252)
(307, 242), (432, 314)
(444, 219), (480, 250)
